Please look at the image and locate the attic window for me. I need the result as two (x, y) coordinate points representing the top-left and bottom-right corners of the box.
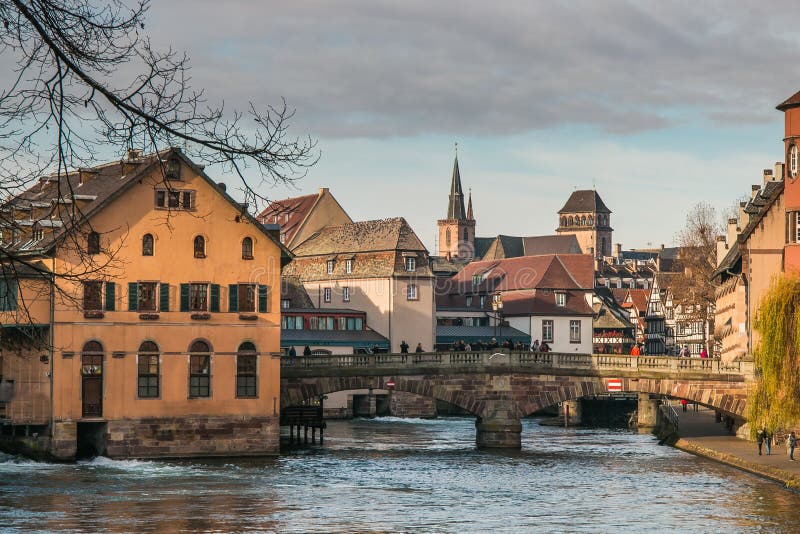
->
(472, 274), (482, 285)
(87, 231), (100, 255)
(555, 291), (566, 307)
(33, 225), (44, 241)
(165, 156), (182, 180)
(327, 260), (335, 275)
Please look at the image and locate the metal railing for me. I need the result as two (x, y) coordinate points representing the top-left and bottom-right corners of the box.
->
(659, 398), (680, 432)
(281, 351), (753, 376)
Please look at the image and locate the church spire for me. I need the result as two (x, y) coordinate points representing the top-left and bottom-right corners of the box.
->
(467, 188), (474, 220)
(446, 143), (466, 220)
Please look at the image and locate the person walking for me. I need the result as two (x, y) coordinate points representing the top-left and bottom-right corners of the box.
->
(757, 426), (766, 456)
(700, 347), (708, 359)
(680, 399), (688, 412)
(531, 339), (540, 352)
(415, 342), (424, 353)
(765, 428), (772, 455)
(789, 431), (797, 461)
(303, 345), (312, 356)
(288, 346), (297, 366)
(400, 340), (409, 354)
(630, 344), (641, 356)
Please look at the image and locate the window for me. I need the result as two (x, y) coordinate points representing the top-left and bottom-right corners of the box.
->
(281, 299), (291, 309)
(324, 287), (331, 303)
(327, 260), (335, 274)
(309, 316), (334, 330)
(407, 284), (418, 300)
(155, 189), (195, 210)
(791, 145), (798, 177)
(445, 228), (451, 246)
(165, 156), (182, 180)
(83, 281), (103, 310)
(137, 341), (160, 398)
(138, 282), (158, 311)
(542, 320), (554, 343)
(570, 320), (581, 343)
(236, 342), (258, 398)
(194, 235), (205, 258)
(345, 259), (353, 274)
(190, 283), (208, 311)
(472, 274), (482, 285)
(343, 286), (350, 302)
(32, 225), (43, 241)
(142, 234), (154, 256)
(0, 279), (18, 311)
(587, 216), (594, 226)
(560, 217), (567, 227)
(189, 340), (211, 398)
(242, 237), (253, 260)
(87, 231), (100, 254)
(338, 317), (363, 330)
(555, 292), (566, 307)
(480, 295), (486, 307)
(238, 283), (256, 312)
(281, 315), (304, 329)
(465, 296), (473, 307)
(405, 257), (416, 272)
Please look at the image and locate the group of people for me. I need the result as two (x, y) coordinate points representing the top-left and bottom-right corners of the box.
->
(441, 338), (552, 352)
(757, 426), (798, 461)
(399, 341), (425, 354)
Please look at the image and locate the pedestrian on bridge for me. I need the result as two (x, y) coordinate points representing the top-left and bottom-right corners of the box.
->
(630, 344), (641, 356)
(415, 342), (424, 353)
(400, 341), (409, 354)
(288, 346), (297, 366)
(788, 432), (797, 461)
(531, 339), (540, 352)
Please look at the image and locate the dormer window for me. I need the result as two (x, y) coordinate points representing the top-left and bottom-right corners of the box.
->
(555, 291), (566, 307)
(405, 257), (416, 272)
(472, 274), (482, 285)
(32, 225), (44, 241)
(345, 259), (353, 274)
(327, 260), (335, 274)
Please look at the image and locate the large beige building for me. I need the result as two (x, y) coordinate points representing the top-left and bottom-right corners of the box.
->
(556, 190), (613, 258)
(282, 217), (435, 352)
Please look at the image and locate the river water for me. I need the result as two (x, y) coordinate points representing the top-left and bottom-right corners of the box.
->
(2, 417), (800, 533)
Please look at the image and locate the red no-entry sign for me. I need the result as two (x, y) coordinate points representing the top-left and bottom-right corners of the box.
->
(607, 378), (622, 392)
(385, 380), (395, 390)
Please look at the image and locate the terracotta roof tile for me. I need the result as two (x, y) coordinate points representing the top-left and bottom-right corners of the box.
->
(256, 193), (318, 245)
(558, 190), (611, 214)
(291, 217), (427, 256)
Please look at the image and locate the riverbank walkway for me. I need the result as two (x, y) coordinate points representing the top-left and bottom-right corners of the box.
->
(675, 407), (800, 488)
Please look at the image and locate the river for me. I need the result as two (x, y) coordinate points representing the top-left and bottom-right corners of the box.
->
(1, 417), (799, 533)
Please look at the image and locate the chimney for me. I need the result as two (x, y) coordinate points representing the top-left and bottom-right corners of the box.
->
(739, 201), (748, 227)
(121, 148), (143, 175)
(78, 168), (98, 186)
(751, 184), (760, 199)
(318, 187), (329, 196)
(775, 162), (785, 182)
(763, 169), (774, 185)
(727, 217), (739, 246)
(716, 235), (728, 266)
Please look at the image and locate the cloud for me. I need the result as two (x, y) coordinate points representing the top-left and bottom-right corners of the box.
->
(146, 0), (800, 138)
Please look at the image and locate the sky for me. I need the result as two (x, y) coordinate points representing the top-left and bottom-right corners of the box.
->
(144, 0), (800, 252)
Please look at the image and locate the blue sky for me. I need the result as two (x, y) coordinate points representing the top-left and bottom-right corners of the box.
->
(144, 1), (799, 252)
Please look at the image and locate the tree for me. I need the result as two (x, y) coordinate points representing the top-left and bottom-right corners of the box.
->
(747, 274), (800, 435)
(670, 202), (724, 355)
(0, 1), (315, 334)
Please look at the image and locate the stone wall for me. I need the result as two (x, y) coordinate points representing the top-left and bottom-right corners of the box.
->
(389, 391), (437, 418)
(104, 415), (279, 458)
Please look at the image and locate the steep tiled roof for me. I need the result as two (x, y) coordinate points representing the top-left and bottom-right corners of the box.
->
(558, 190), (611, 214)
(292, 217), (427, 256)
(625, 289), (650, 312)
(593, 300), (634, 330)
(280, 276), (314, 308)
(478, 234), (581, 260)
(501, 289), (594, 316)
(473, 237), (494, 259)
(444, 254), (594, 294)
(256, 193), (318, 246)
(777, 89), (800, 111)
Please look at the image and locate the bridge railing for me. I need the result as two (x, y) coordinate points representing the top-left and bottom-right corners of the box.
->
(281, 351), (753, 376)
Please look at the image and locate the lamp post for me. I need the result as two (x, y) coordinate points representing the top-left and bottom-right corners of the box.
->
(492, 294), (504, 346)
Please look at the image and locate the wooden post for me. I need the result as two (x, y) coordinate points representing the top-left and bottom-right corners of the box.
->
(312, 426), (317, 444)
(565, 404), (570, 428)
(320, 427), (324, 444)
(290, 423), (294, 443)
(304, 425), (309, 445)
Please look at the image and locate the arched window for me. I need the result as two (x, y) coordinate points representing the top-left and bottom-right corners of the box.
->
(445, 228), (451, 247)
(587, 216), (594, 226)
(189, 339), (211, 398)
(242, 237), (253, 260)
(791, 145), (798, 178)
(193, 235), (206, 258)
(568, 216), (574, 226)
(560, 217), (567, 227)
(81, 341), (103, 376)
(142, 234), (154, 256)
(581, 216), (587, 226)
(236, 341), (257, 398)
(137, 341), (160, 398)
(87, 231), (100, 254)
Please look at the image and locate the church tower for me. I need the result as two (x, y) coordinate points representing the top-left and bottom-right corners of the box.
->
(556, 189), (612, 258)
(438, 148), (475, 260)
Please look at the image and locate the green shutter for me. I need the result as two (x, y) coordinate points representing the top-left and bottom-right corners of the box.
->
(128, 282), (138, 311)
(258, 285), (268, 313)
(8, 281), (17, 311)
(180, 283), (190, 312)
(104, 282), (115, 311)
(0, 280), (16, 312)
(159, 283), (170, 312)
(210, 284), (220, 312)
(229, 284), (238, 312)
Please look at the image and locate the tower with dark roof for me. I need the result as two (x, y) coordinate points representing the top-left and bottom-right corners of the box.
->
(437, 148), (475, 260)
(556, 189), (613, 258)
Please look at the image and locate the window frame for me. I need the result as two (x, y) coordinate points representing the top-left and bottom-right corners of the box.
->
(236, 343), (258, 398)
(323, 287), (331, 303)
(87, 231), (100, 255)
(407, 284), (418, 301)
(137, 341), (160, 398)
(327, 260), (335, 275)
(188, 341), (212, 398)
(82, 280), (104, 311)
(791, 144), (798, 178)
(555, 291), (566, 307)
(242, 237), (254, 260)
(343, 286), (350, 302)
(405, 257), (416, 272)
(238, 283), (256, 313)
(137, 281), (159, 312)
(569, 320), (581, 344)
(542, 319), (554, 343)
(142, 233), (154, 256)
(345, 259), (353, 274)
(189, 283), (209, 312)
(193, 235), (206, 258)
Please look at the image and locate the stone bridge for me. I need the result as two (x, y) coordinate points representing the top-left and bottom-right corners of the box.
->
(281, 352), (754, 448)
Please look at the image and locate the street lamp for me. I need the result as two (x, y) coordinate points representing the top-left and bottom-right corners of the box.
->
(492, 294), (504, 345)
